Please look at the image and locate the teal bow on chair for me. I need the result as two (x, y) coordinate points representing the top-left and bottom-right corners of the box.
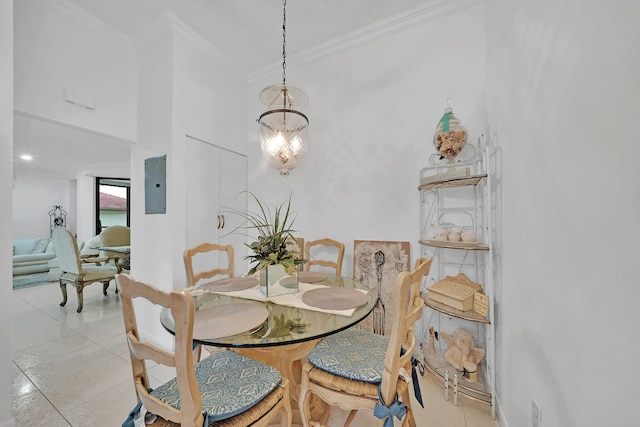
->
(373, 385), (408, 427)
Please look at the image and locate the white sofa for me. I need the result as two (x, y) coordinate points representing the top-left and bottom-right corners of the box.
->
(12, 238), (57, 276)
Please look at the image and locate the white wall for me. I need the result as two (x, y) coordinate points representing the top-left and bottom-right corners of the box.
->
(13, 0), (136, 140)
(0, 0), (15, 423)
(13, 1), (136, 243)
(171, 25), (248, 285)
(486, 0), (640, 425)
(248, 4), (486, 279)
(130, 25), (175, 348)
(131, 17), (249, 348)
(12, 175), (71, 238)
(12, 167), (130, 243)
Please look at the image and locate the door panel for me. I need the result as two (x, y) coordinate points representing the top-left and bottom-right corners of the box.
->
(219, 148), (248, 273)
(185, 136), (247, 277)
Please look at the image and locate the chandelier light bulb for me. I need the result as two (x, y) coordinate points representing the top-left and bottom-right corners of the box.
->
(265, 132), (286, 154)
(290, 135), (302, 152)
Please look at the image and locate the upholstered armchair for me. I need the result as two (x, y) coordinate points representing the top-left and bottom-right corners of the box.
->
(51, 228), (118, 313)
(99, 225), (130, 273)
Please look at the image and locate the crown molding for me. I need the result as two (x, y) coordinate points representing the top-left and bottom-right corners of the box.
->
(248, 0), (484, 84)
(135, 11), (247, 83)
(47, 1), (246, 82)
(45, 0), (482, 86)
(47, 0), (135, 52)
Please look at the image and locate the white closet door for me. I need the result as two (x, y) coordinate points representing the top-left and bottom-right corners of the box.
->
(186, 136), (220, 248)
(185, 136), (247, 277)
(219, 148), (248, 274)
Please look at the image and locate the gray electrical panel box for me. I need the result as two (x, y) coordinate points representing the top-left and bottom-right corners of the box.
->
(145, 155), (166, 214)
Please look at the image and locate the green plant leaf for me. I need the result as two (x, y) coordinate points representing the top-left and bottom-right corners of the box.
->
(224, 192), (305, 275)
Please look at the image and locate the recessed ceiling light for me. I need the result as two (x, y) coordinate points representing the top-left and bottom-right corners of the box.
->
(20, 154), (33, 161)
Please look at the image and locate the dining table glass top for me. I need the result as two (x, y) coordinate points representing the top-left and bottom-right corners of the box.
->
(91, 245), (131, 254)
(160, 274), (377, 348)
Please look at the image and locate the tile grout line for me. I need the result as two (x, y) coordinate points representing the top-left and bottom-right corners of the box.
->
(13, 361), (73, 426)
(13, 287), (130, 413)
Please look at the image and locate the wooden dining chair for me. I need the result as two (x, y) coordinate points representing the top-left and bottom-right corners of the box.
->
(304, 238), (345, 276)
(116, 273), (292, 427)
(183, 242), (234, 287)
(285, 237), (305, 271)
(298, 257), (432, 427)
(285, 237), (304, 258)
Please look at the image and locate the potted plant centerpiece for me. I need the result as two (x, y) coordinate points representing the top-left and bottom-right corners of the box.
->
(234, 193), (305, 296)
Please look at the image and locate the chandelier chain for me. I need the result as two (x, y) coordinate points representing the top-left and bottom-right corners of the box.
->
(281, 0), (287, 86)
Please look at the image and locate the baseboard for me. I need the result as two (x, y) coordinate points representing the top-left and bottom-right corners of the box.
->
(496, 394), (507, 427)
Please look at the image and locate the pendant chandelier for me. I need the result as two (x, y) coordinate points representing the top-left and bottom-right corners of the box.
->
(257, 0), (309, 176)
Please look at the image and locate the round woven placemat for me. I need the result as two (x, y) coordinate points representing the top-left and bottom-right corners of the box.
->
(302, 287), (368, 310)
(193, 303), (268, 340)
(200, 277), (259, 292)
(298, 271), (328, 283)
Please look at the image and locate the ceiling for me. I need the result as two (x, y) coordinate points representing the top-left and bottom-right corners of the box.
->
(63, 0), (433, 74)
(14, 0), (435, 179)
(13, 113), (131, 178)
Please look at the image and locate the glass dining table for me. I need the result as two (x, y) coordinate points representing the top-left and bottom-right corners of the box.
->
(159, 273), (377, 424)
(90, 245), (130, 272)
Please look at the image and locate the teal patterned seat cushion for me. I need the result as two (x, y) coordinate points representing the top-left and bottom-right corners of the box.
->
(150, 350), (281, 422)
(308, 329), (389, 383)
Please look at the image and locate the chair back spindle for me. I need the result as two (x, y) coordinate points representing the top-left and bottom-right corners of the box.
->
(183, 243), (234, 287)
(304, 238), (345, 276)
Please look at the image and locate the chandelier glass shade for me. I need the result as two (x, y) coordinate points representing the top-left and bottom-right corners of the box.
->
(257, 0), (309, 176)
(258, 85), (309, 176)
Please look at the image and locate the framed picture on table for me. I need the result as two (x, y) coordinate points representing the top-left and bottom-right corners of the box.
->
(353, 240), (410, 336)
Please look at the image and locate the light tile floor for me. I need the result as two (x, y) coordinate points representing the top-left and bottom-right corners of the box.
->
(12, 281), (500, 427)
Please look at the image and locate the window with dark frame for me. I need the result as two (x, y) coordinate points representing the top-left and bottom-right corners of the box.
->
(95, 177), (130, 236)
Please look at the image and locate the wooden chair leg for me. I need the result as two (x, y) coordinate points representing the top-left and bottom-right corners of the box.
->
(344, 410), (358, 427)
(299, 365), (312, 427)
(280, 379), (293, 427)
(102, 281), (110, 296)
(402, 387), (416, 427)
(193, 344), (202, 362)
(59, 281), (67, 307)
(75, 284), (84, 313)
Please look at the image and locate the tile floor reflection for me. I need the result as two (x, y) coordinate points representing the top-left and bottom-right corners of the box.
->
(12, 281), (500, 426)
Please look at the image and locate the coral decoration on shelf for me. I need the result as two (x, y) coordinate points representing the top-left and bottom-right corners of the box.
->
(433, 103), (467, 163)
